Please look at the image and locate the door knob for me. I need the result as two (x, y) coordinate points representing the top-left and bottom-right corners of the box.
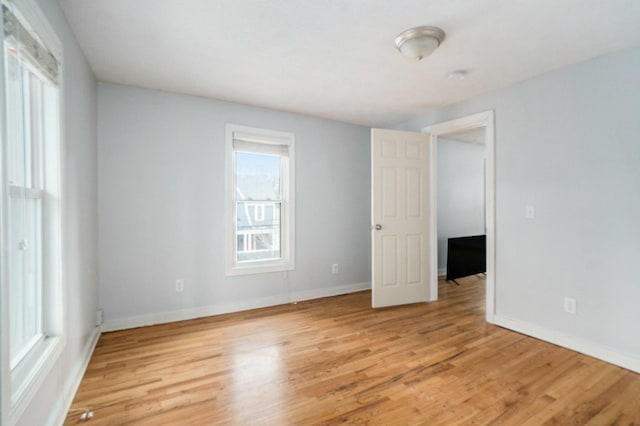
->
(375, 224), (382, 230)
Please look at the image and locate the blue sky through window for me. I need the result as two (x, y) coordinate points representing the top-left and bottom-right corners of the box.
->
(236, 152), (280, 176)
(236, 152), (280, 200)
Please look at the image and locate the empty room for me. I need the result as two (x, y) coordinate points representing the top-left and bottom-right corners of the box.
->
(1, 0), (639, 424)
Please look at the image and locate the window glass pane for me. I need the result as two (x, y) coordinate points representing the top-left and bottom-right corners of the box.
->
(29, 72), (43, 188)
(9, 196), (43, 362)
(235, 152), (280, 201)
(236, 202), (281, 263)
(5, 43), (45, 368)
(5, 49), (28, 186)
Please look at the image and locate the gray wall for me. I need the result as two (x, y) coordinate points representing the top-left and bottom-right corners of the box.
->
(437, 138), (485, 275)
(97, 83), (371, 327)
(395, 46), (640, 363)
(14, 0), (99, 425)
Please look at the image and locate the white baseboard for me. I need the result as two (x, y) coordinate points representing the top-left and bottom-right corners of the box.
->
(493, 314), (640, 374)
(103, 282), (371, 332)
(50, 326), (101, 426)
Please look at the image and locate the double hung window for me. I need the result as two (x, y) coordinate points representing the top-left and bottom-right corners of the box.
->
(2, 0), (63, 415)
(226, 125), (294, 275)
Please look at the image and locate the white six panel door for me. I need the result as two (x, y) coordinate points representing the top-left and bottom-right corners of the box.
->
(371, 129), (430, 308)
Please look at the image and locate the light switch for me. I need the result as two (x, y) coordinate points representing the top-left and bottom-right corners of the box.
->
(525, 205), (535, 219)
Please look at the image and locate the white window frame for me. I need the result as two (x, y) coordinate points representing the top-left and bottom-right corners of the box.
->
(0, 0), (65, 424)
(225, 124), (295, 276)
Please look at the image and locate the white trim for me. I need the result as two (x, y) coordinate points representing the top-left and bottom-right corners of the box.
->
(423, 110), (496, 322)
(8, 185), (43, 199)
(0, 20), (10, 426)
(428, 130), (437, 302)
(102, 282), (371, 332)
(224, 123), (295, 276)
(8, 335), (64, 425)
(493, 315), (640, 374)
(48, 326), (101, 426)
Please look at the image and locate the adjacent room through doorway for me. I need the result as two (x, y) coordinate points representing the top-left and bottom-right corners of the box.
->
(436, 126), (486, 284)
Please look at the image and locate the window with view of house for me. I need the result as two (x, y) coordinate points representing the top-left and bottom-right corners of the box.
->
(253, 203), (265, 221)
(225, 124), (295, 275)
(1, 0), (64, 418)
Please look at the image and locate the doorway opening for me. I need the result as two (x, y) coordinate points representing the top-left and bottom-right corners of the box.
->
(424, 111), (495, 323)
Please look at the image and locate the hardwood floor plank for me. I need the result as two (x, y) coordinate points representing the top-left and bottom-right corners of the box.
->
(64, 276), (640, 425)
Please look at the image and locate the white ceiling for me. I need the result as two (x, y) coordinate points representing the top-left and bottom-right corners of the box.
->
(58, 0), (640, 127)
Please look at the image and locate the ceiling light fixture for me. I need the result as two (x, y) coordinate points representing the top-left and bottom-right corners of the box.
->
(394, 26), (445, 61)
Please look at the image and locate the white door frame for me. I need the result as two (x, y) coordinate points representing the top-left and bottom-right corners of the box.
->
(423, 110), (496, 323)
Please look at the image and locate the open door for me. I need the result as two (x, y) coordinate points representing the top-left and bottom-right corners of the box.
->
(371, 129), (431, 308)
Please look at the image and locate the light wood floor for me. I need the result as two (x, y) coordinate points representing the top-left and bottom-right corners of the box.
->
(65, 276), (640, 425)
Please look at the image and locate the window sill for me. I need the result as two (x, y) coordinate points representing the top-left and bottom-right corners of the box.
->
(10, 335), (65, 424)
(226, 260), (295, 276)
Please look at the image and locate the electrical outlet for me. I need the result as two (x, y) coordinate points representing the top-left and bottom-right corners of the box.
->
(332, 263), (339, 274)
(525, 205), (535, 219)
(175, 279), (184, 292)
(564, 297), (576, 314)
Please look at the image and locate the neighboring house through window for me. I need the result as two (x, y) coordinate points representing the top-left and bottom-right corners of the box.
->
(253, 203), (265, 222)
(225, 124), (295, 275)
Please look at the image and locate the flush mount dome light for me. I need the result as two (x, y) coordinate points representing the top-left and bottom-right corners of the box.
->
(395, 26), (445, 61)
